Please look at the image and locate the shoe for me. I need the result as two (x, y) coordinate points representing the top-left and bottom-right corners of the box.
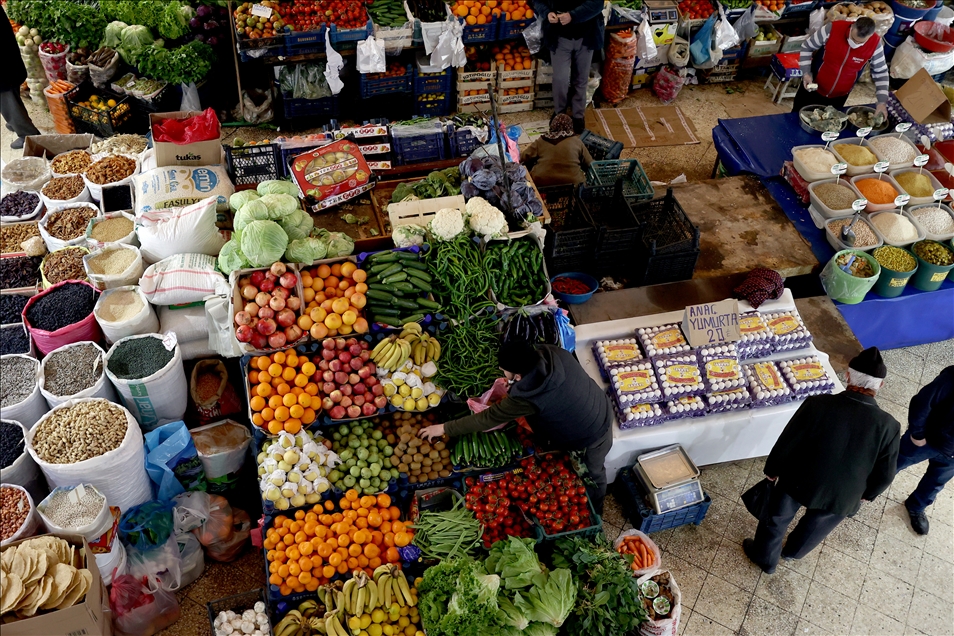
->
(905, 500), (929, 535)
(742, 538), (776, 574)
(779, 553), (795, 562)
(572, 118), (585, 135)
(10, 137), (25, 150)
(4, 123), (11, 131)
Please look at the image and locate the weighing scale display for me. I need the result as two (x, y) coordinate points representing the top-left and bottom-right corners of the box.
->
(654, 480), (705, 513)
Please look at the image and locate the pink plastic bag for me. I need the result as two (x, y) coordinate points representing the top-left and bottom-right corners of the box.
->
(110, 574), (181, 636)
(652, 65), (686, 105)
(466, 378), (531, 432)
(22, 280), (101, 355)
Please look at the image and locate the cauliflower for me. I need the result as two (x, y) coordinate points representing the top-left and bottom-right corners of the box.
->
(392, 224), (426, 248)
(466, 197), (508, 237)
(428, 208), (467, 241)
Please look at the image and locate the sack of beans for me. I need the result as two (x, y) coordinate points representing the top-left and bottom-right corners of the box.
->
(83, 243), (144, 291)
(1, 420), (49, 504)
(0, 355), (48, 428)
(25, 397), (151, 511)
(39, 341), (116, 409)
(22, 280), (101, 355)
(38, 201), (101, 252)
(36, 483), (114, 541)
(105, 334), (187, 432)
(93, 286), (159, 345)
(0, 484), (40, 547)
(136, 197), (226, 265)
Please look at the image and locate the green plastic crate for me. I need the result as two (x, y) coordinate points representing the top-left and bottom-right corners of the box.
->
(585, 159), (655, 204)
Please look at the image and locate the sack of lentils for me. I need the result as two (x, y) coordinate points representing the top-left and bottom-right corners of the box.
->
(22, 280), (101, 355)
(0, 483), (40, 547)
(0, 354), (47, 428)
(105, 334), (187, 432)
(36, 483), (113, 540)
(25, 397), (151, 511)
(39, 341), (117, 409)
(1, 419), (48, 504)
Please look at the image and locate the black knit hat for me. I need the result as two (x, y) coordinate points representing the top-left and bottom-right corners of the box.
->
(849, 346), (887, 379)
(497, 340), (539, 375)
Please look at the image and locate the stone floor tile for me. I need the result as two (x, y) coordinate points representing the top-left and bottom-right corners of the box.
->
(879, 501), (929, 547)
(755, 564), (812, 616)
(810, 545), (867, 601)
(905, 589), (954, 636)
(666, 524), (724, 571)
(920, 361), (948, 388)
(159, 597), (207, 636)
(662, 551), (708, 611)
(700, 492), (735, 538)
(859, 568), (915, 623)
(723, 501), (760, 546)
(777, 543), (821, 579)
(853, 495), (887, 530)
(869, 530), (923, 585)
(648, 527), (675, 552)
(915, 552), (954, 603)
(888, 469), (925, 502)
(678, 608), (692, 636)
(708, 536), (763, 593)
(700, 461), (751, 501)
(904, 625), (929, 636)
(799, 581), (857, 635)
(882, 348), (924, 383)
(603, 520), (623, 543)
(682, 611), (737, 636)
(878, 399), (909, 430)
(822, 517), (878, 564)
(924, 339), (953, 368)
(739, 596), (798, 636)
(182, 560), (260, 608)
(693, 575), (751, 632)
(602, 494), (627, 528)
(792, 618), (827, 635)
(923, 519), (953, 562)
(849, 603), (906, 636)
(928, 490), (953, 521)
(878, 374), (920, 408)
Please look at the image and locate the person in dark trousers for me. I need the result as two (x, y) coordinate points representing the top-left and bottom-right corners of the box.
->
(793, 16), (889, 117)
(418, 340), (613, 513)
(532, 0), (604, 133)
(743, 347), (900, 574)
(897, 366), (954, 535)
(0, 6), (40, 149)
(521, 114), (594, 187)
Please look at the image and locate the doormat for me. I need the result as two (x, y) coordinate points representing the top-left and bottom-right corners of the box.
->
(584, 106), (700, 148)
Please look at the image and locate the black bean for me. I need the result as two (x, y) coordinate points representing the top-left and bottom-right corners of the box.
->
(0, 327), (30, 355)
(0, 191), (40, 218)
(25, 283), (98, 332)
(107, 337), (175, 379)
(0, 295), (29, 325)
(0, 420), (25, 469)
(0, 256), (42, 289)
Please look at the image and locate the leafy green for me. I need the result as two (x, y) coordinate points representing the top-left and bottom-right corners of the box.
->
(100, 0), (192, 40)
(136, 40), (215, 85)
(8, 0), (106, 48)
(102, 21), (127, 49)
(258, 194), (300, 220)
(285, 237), (327, 264)
(513, 568), (576, 627)
(485, 537), (543, 590)
(314, 230), (354, 257)
(418, 558), (503, 636)
(257, 180), (300, 197)
(217, 237), (250, 275)
(390, 167), (462, 202)
(278, 209), (314, 241)
(240, 220), (288, 267)
(496, 595), (530, 630)
(523, 622), (560, 636)
(117, 24), (154, 65)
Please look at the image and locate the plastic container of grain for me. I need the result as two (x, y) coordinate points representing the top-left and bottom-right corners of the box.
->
(868, 211), (925, 248)
(866, 135), (920, 171)
(850, 174), (904, 212)
(792, 145), (842, 182)
(808, 178), (862, 219)
(908, 203), (954, 242)
(889, 168), (944, 206)
(831, 139), (884, 177)
(825, 214), (884, 252)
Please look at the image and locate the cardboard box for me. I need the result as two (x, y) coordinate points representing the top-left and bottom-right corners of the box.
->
(896, 69), (953, 125)
(0, 534), (107, 636)
(22, 134), (98, 159)
(388, 195), (465, 229)
(150, 111), (222, 167)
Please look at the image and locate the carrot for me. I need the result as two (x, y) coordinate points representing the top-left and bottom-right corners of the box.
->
(638, 543), (648, 565)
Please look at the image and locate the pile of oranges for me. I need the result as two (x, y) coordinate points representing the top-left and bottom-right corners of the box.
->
(461, 88), (490, 97)
(755, 0), (784, 12)
(501, 87), (532, 96)
(248, 350), (320, 434)
(264, 491), (412, 597)
(299, 261), (370, 339)
(492, 42), (533, 72)
(452, 0), (533, 25)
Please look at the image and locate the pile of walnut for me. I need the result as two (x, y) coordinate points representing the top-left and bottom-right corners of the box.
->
(213, 603), (269, 636)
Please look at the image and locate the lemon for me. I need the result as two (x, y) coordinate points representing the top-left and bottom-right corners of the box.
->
(427, 393), (441, 407)
(369, 626), (383, 636)
(383, 626), (395, 636)
(371, 609), (385, 624)
(107, 99), (116, 107)
(416, 397), (428, 411)
(393, 376), (405, 386)
(349, 617), (362, 632)
(384, 383), (397, 397)
(360, 614), (372, 629)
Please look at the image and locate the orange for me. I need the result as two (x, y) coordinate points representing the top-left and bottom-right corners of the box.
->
(377, 494), (391, 508)
(345, 489), (359, 502)
(298, 393), (312, 407)
(395, 532), (411, 547)
(353, 530), (368, 544)
(369, 557), (382, 569)
(285, 419), (302, 434)
(354, 318), (369, 334)
(389, 506), (401, 520)
(368, 511), (383, 527)
(250, 396), (266, 411)
(340, 262), (357, 278)
(276, 383), (291, 396)
(360, 495), (376, 509)
(267, 420), (283, 435)
(466, 14), (477, 23)
(337, 562), (349, 574)
(283, 393), (298, 407)
(256, 383), (272, 398)
(337, 535), (350, 547)
(386, 547), (400, 562)
(299, 556), (313, 571)
(323, 565), (336, 579)
(352, 269), (367, 283)
(275, 406), (290, 422)
(364, 543), (380, 559)
(317, 264), (331, 278)
(349, 543), (362, 557)
(317, 542), (333, 558)
(328, 552), (342, 567)
(330, 263), (342, 277)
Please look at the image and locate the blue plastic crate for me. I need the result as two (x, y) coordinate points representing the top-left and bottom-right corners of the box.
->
(414, 94), (451, 117)
(285, 28), (326, 55)
(498, 17), (534, 40)
(458, 16), (499, 43)
(391, 121), (447, 164)
(330, 19), (373, 44)
(447, 123), (485, 158)
(720, 40), (748, 61)
(413, 67), (453, 94)
(359, 64), (413, 98)
(281, 93), (340, 119)
(616, 466), (712, 534)
(236, 34), (286, 62)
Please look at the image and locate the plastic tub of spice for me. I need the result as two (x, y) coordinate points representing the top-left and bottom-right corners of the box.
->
(832, 139), (883, 176)
(850, 174), (903, 212)
(867, 135), (920, 170)
(821, 249), (881, 304)
(890, 168), (944, 205)
(908, 203), (954, 242)
(809, 179), (862, 218)
(910, 239), (954, 291)
(871, 245), (919, 297)
(825, 215), (884, 252)
(792, 145), (842, 182)
(868, 211), (925, 247)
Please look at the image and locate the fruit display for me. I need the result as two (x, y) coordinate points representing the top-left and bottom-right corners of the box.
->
(382, 411), (453, 483)
(326, 419), (397, 494)
(463, 473), (540, 547)
(362, 250), (442, 327)
(248, 350), (322, 434)
(452, 0), (534, 25)
(368, 0), (410, 27)
(491, 42), (533, 73)
(315, 337), (388, 420)
(451, 427), (525, 469)
(462, 46), (492, 73)
(678, 0), (714, 20)
(233, 1), (294, 39)
(754, 25), (778, 42)
(374, 323), (447, 412)
(235, 262), (306, 350)
(300, 261), (370, 339)
(755, 0), (784, 13)
(257, 429), (338, 510)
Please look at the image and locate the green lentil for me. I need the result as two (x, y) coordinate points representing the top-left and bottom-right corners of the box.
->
(872, 246), (917, 272)
(913, 240), (954, 266)
(107, 337), (175, 379)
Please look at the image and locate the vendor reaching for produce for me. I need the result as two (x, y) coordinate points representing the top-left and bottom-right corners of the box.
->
(418, 340), (613, 512)
(521, 114), (594, 187)
(793, 17), (888, 117)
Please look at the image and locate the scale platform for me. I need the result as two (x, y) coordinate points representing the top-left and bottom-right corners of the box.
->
(633, 444), (705, 514)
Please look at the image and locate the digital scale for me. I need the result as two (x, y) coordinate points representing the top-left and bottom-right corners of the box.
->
(632, 444), (705, 514)
(644, 0), (678, 24)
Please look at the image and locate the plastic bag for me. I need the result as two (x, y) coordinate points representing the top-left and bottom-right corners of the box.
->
(555, 307), (575, 351)
(891, 37), (954, 80)
(120, 500), (176, 552)
(136, 197), (226, 264)
(809, 7), (826, 34)
(613, 529), (662, 577)
(89, 49), (121, 89)
(653, 65), (687, 105)
(190, 420), (251, 492)
(144, 421), (208, 500)
(357, 36), (386, 74)
(193, 494), (234, 547)
(172, 491), (210, 535)
(690, 14), (718, 67)
(325, 30), (345, 95)
(125, 534), (182, 592)
(668, 36), (690, 68)
(734, 6), (758, 42)
(586, 65), (602, 107)
(602, 57), (637, 104)
(110, 574), (181, 636)
(176, 533), (205, 589)
(66, 60), (89, 86)
(238, 88), (274, 125)
(189, 360), (242, 424)
(204, 508), (250, 562)
(152, 108), (220, 144)
(466, 377), (531, 431)
(180, 82), (201, 111)
(431, 19), (466, 70)
(637, 19), (658, 62)
(278, 64), (331, 99)
(635, 570), (682, 636)
(715, 5), (740, 52)
(524, 16), (544, 55)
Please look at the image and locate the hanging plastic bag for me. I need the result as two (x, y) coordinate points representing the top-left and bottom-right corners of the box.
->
(125, 534), (182, 592)
(555, 307), (576, 352)
(357, 36), (386, 74)
(734, 6), (758, 42)
(669, 36), (690, 67)
(432, 19), (466, 70)
(172, 491), (210, 535)
(110, 574), (181, 636)
(467, 378), (531, 431)
(637, 19), (658, 62)
(809, 7), (826, 34)
(524, 16), (545, 55)
(325, 30), (345, 95)
(653, 65), (688, 104)
(690, 14), (718, 66)
(144, 421), (208, 500)
(180, 82), (202, 111)
(715, 5), (741, 52)
(204, 509), (250, 562)
(237, 88), (274, 125)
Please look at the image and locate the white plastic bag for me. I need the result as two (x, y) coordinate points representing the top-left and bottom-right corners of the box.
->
(190, 419), (251, 487)
(204, 293), (245, 358)
(734, 6), (758, 41)
(125, 536), (182, 593)
(105, 334), (188, 431)
(891, 37), (954, 79)
(0, 484), (39, 547)
(136, 196), (225, 264)
(357, 36), (386, 73)
(638, 19), (658, 62)
(0, 354), (48, 428)
(94, 286), (160, 345)
(0, 419), (47, 504)
(36, 484), (114, 540)
(715, 5), (741, 52)
(809, 7), (826, 34)
(83, 243), (144, 291)
(669, 37), (690, 68)
(38, 202), (101, 252)
(324, 30), (345, 95)
(39, 341), (117, 409)
(172, 491), (210, 535)
(175, 532), (205, 590)
(140, 253), (229, 306)
(432, 19), (466, 69)
(2, 157), (51, 193)
(180, 82), (201, 111)
(524, 17), (544, 55)
(614, 529), (663, 577)
(635, 570), (682, 636)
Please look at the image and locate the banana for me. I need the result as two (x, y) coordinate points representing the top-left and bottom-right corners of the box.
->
(380, 573), (392, 608)
(373, 564), (393, 581)
(326, 611), (348, 636)
(371, 337), (391, 357)
(366, 577), (378, 611)
(429, 338), (441, 361)
(355, 583), (366, 617)
(372, 339), (394, 364)
(402, 332), (420, 345)
(401, 321), (422, 334)
(391, 577), (405, 607)
(341, 579), (356, 614)
(397, 573), (415, 606)
(308, 617), (326, 634)
(335, 589), (345, 613)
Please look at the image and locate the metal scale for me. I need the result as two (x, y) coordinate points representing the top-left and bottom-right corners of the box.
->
(632, 444), (705, 514)
(644, 0), (679, 24)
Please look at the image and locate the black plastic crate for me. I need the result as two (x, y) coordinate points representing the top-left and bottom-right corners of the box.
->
(580, 130), (623, 161)
(632, 188), (701, 285)
(208, 589), (271, 634)
(281, 92), (340, 119)
(236, 34), (286, 61)
(67, 83), (133, 137)
(537, 184), (575, 227)
(447, 123), (485, 158)
(615, 466), (711, 534)
(224, 143), (282, 186)
(577, 185), (642, 253)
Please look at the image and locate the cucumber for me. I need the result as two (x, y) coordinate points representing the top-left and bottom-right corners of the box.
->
(407, 277), (433, 293)
(366, 289), (394, 302)
(391, 297), (419, 310)
(382, 271), (408, 284)
(416, 298), (441, 310)
(367, 304), (400, 316)
(369, 251), (400, 263)
(405, 267), (432, 281)
(463, 437), (472, 464)
(369, 282), (400, 293)
(378, 263), (403, 279)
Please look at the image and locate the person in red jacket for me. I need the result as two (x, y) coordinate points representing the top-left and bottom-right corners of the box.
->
(792, 17), (889, 117)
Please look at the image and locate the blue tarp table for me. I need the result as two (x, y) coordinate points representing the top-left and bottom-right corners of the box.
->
(714, 113), (954, 350)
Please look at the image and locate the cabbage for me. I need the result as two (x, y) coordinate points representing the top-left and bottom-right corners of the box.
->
(233, 199), (271, 232)
(240, 220), (288, 267)
(229, 189), (261, 212)
(259, 193), (300, 220)
(279, 209), (314, 241)
(118, 24), (154, 65)
(102, 21), (128, 49)
(217, 237), (250, 274)
(315, 229), (354, 257)
(285, 237), (328, 264)
(257, 180), (300, 197)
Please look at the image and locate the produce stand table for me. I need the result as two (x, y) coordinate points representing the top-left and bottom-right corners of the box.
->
(574, 290), (845, 484)
(712, 112), (954, 349)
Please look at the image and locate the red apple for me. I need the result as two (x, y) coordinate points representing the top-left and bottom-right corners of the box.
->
(318, 360), (330, 371)
(268, 332), (286, 348)
(329, 360), (342, 372)
(322, 381), (336, 395)
(236, 324), (253, 342)
(340, 396), (353, 408)
(353, 394), (366, 406)
(260, 279), (275, 293)
(335, 339), (346, 350)
(374, 395), (388, 409)
(277, 308), (296, 327)
(329, 390), (343, 403)
(234, 311), (252, 326)
(366, 376), (378, 387)
(348, 373), (360, 385)
(371, 384), (384, 396)
(340, 384), (352, 396)
(357, 366), (371, 379)
(353, 383), (367, 395)
(330, 406), (346, 419)
(251, 333), (268, 349)
(280, 272), (298, 289)
(322, 397), (335, 411)
(286, 296), (301, 311)
(322, 339), (336, 350)
(322, 348), (336, 361)
(334, 371), (350, 385)
(250, 271), (265, 286)
(362, 403), (378, 416)
(366, 362), (376, 375)
(346, 338), (358, 347)
(322, 370), (335, 383)
(347, 405), (361, 419)
(349, 344), (362, 356)
(359, 351), (371, 362)
(257, 318), (276, 335)
(339, 351), (352, 364)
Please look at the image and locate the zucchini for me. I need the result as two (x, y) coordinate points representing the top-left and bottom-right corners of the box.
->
(367, 304), (400, 316)
(416, 298), (441, 310)
(395, 251), (420, 261)
(405, 267), (432, 281)
(366, 289), (394, 302)
(403, 260), (429, 271)
(382, 271), (408, 284)
(392, 282), (417, 293)
(369, 251), (400, 263)
(378, 263), (403, 279)
(391, 297), (419, 310)
(401, 313), (425, 324)
(369, 283), (400, 293)
(407, 277), (433, 293)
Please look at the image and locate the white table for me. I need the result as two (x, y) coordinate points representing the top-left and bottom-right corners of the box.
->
(575, 290), (844, 483)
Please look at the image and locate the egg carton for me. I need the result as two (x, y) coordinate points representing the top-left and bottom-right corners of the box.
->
(636, 323), (692, 358)
(698, 343), (746, 392)
(744, 360), (794, 408)
(592, 338), (644, 379)
(736, 311), (777, 360)
(762, 310), (813, 353)
(608, 361), (663, 407)
(651, 352), (707, 398)
(665, 395), (708, 419)
(779, 355), (836, 398)
(609, 389), (668, 429)
(706, 387), (752, 413)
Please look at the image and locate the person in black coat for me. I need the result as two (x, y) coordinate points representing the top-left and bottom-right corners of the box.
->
(743, 347), (900, 574)
(1, 6), (40, 149)
(897, 365), (954, 535)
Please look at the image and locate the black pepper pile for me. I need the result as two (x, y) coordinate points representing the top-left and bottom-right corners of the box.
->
(0, 326), (30, 355)
(0, 256), (41, 289)
(25, 282), (98, 332)
(0, 420), (25, 469)
(108, 336), (175, 379)
(0, 295), (29, 324)
(0, 191), (40, 218)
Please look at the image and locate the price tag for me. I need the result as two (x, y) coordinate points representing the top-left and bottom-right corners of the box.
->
(821, 131), (840, 142)
(873, 161), (890, 173)
(895, 122), (912, 133)
(933, 187), (949, 201)
(852, 198), (868, 212)
(831, 163), (848, 176)
(914, 154), (930, 167)
(856, 127), (872, 138)
(895, 194), (911, 208)
(251, 3), (273, 17)
(161, 332), (178, 351)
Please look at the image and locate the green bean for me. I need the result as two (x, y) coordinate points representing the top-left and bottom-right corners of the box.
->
(409, 499), (482, 561)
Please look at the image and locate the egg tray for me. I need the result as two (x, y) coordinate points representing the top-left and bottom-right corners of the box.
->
(779, 356), (836, 399)
(636, 323), (692, 358)
(592, 338), (644, 379)
(761, 310), (813, 353)
(736, 311), (777, 360)
(697, 343), (746, 392)
(743, 360), (794, 408)
(609, 389), (669, 430)
(705, 387), (753, 414)
(607, 360), (664, 407)
(651, 352), (707, 398)
(664, 395), (709, 420)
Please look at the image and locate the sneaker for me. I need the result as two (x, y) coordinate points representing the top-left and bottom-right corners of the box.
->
(905, 500), (929, 535)
(10, 137), (25, 150)
(742, 538), (776, 574)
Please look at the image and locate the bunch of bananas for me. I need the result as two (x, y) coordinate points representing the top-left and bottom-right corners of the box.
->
(373, 322), (433, 372)
(273, 596), (331, 636)
(402, 327), (441, 366)
(318, 565), (422, 636)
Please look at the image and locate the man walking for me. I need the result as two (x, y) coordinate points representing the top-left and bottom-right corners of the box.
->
(743, 347), (900, 574)
(898, 366), (954, 535)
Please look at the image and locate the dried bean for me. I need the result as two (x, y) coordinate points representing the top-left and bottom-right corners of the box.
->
(0, 256), (42, 289)
(90, 216), (133, 243)
(0, 295), (29, 325)
(42, 486), (105, 528)
(50, 150), (92, 175)
(0, 325), (30, 355)
(43, 343), (102, 397)
(829, 218), (879, 247)
(26, 282), (98, 332)
(44, 206), (96, 240)
(85, 156), (136, 185)
(42, 247), (88, 285)
(0, 420), (25, 469)
(0, 222), (40, 254)
(41, 175), (86, 200)
(873, 246), (917, 272)
(0, 486), (30, 541)
(108, 337), (174, 379)
(0, 356), (37, 408)
(910, 207), (954, 235)
(0, 191), (40, 218)
(31, 399), (127, 464)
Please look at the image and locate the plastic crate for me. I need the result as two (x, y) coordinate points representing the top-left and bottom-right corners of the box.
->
(391, 121), (447, 164)
(360, 64), (413, 98)
(330, 19), (373, 44)
(577, 186), (642, 270)
(498, 17), (534, 40)
(280, 142), (330, 177)
(615, 466), (711, 534)
(413, 67), (453, 94)
(414, 93), (452, 117)
(236, 34), (286, 61)
(67, 84), (133, 137)
(580, 130), (624, 161)
(459, 15), (499, 43)
(224, 143), (282, 186)
(285, 28), (327, 55)
(446, 123), (485, 157)
(207, 589), (271, 634)
(585, 159), (655, 204)
(537, 493), (603, 542)
(537, 184), (576, 227)
(281, 92), (340, 119)
(632, 188), (701, 285)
